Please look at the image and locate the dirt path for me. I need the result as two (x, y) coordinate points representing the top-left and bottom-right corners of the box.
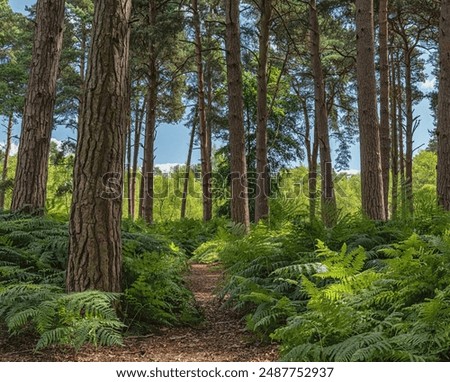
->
(0, 264), (278, 362)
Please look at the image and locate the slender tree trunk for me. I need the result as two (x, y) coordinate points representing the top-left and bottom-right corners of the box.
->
(67, 0), (131, 292)
(379, 0), (390, 219)
(302, 100), (318, 223)
(225, 0), (250, 231)
(397, 59), (406, 216)
(0, 114), (13, 210)
(437, 0), (450, 210)
(404, 52), (414, 214)
(390, 51), (399, 219)
(309, 0), (337, 227)
(192, 0), (212, 221)
(141, 0), (157, 224)
(254, 0), (271, 223)
(11, 0), (65, 214)
(355, 0), (386, 221)
(77, 20), (88, 129)
(181, 118), (197, 219)
(126, 96), (132, 219)
(130, 99), (145, 220)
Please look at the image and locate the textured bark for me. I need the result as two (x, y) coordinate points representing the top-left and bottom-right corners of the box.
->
(141, 0), (157, 224)
(309, 0), (337, 227)
(181, 118), (196, 219)
(437, 0), (450, 210)
(355, 0), (386, 221)
(379, 0), (390, 219)
(66, 0), (131, 293)
(11, 0), (65, 214)
(0, 114), (13, 210)
(192, 0), (212, 221)
(225, 0), (250, 230)
(254, 0), (271, 223)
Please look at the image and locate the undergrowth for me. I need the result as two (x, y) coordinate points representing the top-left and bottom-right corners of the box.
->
(0, 213), (201, 350)
(213, 209), (450, 361)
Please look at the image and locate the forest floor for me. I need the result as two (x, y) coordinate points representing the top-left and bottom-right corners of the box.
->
(0, 263), (278, 362)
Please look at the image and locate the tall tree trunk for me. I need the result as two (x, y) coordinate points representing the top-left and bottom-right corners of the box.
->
(309, 0), (337, 227)
(397, 59), (406, 216)
(67, 0), (131, 292)
(130, 98), (145, 220)
(437, 0), (450, 210)
(379, 0), (390, 219)
(355, 0), (386, 221)
(254, 0), (271, 223)
(390, 51), (399, 219)
(126, 97), (132, 219)
(225, 0), (250, 230)
(0, 114), (13, 210)
(141, 0), (157, 224)
(181, 118), (197, 219)
(11, 0), (65, 214)
(77, 20), (88, 129)
(302, 100), (318, 223)
(192, 0), (212, 221)
(404, 52), (414, 214)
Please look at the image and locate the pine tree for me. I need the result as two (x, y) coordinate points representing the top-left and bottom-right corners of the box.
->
(225, 0), (250, 230)
(11, 0), (65, 214)
(437, 0), (450, 210)
(66, 0), (131, 292)
(355, 0), (386, 221)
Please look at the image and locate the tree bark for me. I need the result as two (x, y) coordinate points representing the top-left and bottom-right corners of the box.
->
(11, 0), (65, 214)
(309, 0), (337, 227)
(379, 0), (390, 219)
(141, 0), (158, 224)
(225, 0), (250, 231)
(192, 0), (212, 221)
(66, 0), (131, 293)
(355, 0), (386, 221)
(0, 114), (13, 210)
(254, 0), (271, 223)
(437, 0), (450, 210)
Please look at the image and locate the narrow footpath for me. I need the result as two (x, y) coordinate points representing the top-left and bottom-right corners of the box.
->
(0, 264), (278, 361)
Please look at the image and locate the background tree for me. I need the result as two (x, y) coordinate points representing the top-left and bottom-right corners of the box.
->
(379, 0), (390, 219)
(309, 0), (337, 227)
(11, 0), (65, 214)
(254, 0), (272, 223)
(437, 0), (450, 210)
(225, 0), (250, 230)
(355, 0), (386, 221)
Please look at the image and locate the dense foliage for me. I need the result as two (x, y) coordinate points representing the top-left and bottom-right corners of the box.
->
(0, 213), (203, 349)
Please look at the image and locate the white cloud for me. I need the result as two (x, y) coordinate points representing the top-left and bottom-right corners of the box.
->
(0, 142), (19, 156)
(155, 162), (183, 173)
(421, 77), (436, 90)
(338, 169), (360, 175)
(51, 138), (63, 149)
